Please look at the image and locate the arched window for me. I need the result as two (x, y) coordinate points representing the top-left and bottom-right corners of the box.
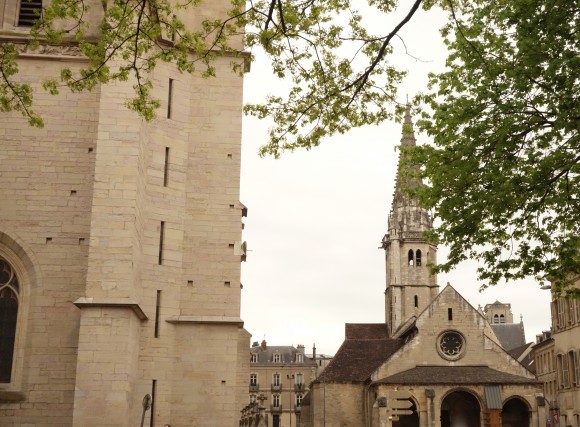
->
(408, 250), (414, 266)
(0, 258), (19, 383)
(493, 314), (499, 324)
(414, 295), (418, 308)
(415, 249), (422, 266)
(499, 314), (505, 324)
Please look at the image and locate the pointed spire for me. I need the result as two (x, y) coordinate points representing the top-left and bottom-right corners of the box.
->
(400, 106), (417, 149)
(392, 106), (421, 204)
(387, 106), (432, 234)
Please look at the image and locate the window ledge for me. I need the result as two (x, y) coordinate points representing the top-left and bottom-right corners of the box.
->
(0, 390), (26, 402)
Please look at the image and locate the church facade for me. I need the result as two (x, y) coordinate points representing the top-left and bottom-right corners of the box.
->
(0, 1), (249, 425)
(300, 111), (545, 427)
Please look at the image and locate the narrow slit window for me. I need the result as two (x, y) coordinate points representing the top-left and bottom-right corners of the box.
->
(163, 147), (170, 187)
(158, 221), (165, 265)
(154, 290), (161, 338)
(448, 308), (453, 320)
(167, 79), (174, 119)
(408, 249), (414, 266)
(150, 379), (157, 427)
(416, 249), (422, 266)
(414, 295), (418, 308)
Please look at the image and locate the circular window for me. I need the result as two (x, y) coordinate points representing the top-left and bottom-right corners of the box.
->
(438, 331), (465, 360)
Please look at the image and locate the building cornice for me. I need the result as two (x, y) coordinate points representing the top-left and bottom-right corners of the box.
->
(166, 315), (244, 327)
(73, 297), (148, 320)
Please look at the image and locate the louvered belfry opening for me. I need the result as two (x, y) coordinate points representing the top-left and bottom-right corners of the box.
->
(18, 0), (42, 27)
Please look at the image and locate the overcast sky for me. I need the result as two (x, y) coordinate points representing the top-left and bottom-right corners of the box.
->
(238, 4), (552, 355)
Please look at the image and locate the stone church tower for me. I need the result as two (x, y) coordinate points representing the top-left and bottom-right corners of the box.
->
(0, 2), (249, 426)
(381, 109), (439, 335)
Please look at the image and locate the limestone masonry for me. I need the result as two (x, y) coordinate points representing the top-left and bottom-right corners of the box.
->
(0, 1), (250, 425)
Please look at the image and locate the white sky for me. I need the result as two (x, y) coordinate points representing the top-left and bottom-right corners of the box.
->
(238, 4), (552, 355)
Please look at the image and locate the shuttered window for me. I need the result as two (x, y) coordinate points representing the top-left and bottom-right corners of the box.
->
(18, 0), (42, 27)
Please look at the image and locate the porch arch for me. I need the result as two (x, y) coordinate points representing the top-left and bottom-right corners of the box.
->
(440, 389), (481, 427)
(393, 398), (419, 427)
(501, 396), (530, 427)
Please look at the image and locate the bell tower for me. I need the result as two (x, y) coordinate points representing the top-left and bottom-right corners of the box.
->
(382, 109), (439, 336)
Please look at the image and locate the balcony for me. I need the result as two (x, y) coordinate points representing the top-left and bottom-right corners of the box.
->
(249, 383), (259, 392)
(294, 383), (305, 392)
(271, 384), (281, 392)
(270, 404), (282, 413)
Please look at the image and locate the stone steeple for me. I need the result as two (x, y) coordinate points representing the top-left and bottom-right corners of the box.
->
(382, 108), (439, 336)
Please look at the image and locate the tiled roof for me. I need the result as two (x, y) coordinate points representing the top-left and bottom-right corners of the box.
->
(314, 324), (404, 383)
(507, 342), (531, 360)
(375, 365), (540, 385)
(491, 323), (526, 351)
(250, 345), (316, 366)
(508, 342), (536, 374)
(345, 323), (389, 340)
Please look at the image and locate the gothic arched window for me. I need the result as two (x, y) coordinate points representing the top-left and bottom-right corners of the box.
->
(408, 250), (414, 266)
(493, 314), (499, 324)
(500, 314), (505, 324)
(0, 258), (19, 383)
(416, 249), (422, 266)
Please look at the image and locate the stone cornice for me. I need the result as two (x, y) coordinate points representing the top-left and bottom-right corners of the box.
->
(166, 315), (244, 327)
(73, 297), (148, 320)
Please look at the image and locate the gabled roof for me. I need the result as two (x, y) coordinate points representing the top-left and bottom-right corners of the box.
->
(375, 365), (540, 385)
(314, 324), (404, 383)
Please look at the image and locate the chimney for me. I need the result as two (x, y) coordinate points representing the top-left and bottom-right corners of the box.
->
(252, 341), (259, 347)
(261, 339), (267, 349)
(312, 343), (316, 361)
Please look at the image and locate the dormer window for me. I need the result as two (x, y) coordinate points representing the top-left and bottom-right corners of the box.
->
(251, 353), (258, 363)
(273, 353), (280, 363)
(296, 353), (303, 363)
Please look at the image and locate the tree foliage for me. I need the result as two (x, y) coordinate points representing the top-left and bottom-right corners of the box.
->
(1, 0), (247, 125)
(0, 0), (577, 292)
(413, 0), (579, 295)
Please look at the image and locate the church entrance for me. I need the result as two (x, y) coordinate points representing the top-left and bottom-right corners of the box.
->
(441, 390), (481, 427)
(501, 397), (529, 427)
(392, 400), (419, 427)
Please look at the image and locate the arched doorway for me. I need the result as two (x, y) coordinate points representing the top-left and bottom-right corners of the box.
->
(501, 397), (529, 427)
(393, 400), (419, 427)
(441, 390), (481, 427)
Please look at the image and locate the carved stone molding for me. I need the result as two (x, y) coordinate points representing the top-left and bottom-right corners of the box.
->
(9, 42), (84, 57)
